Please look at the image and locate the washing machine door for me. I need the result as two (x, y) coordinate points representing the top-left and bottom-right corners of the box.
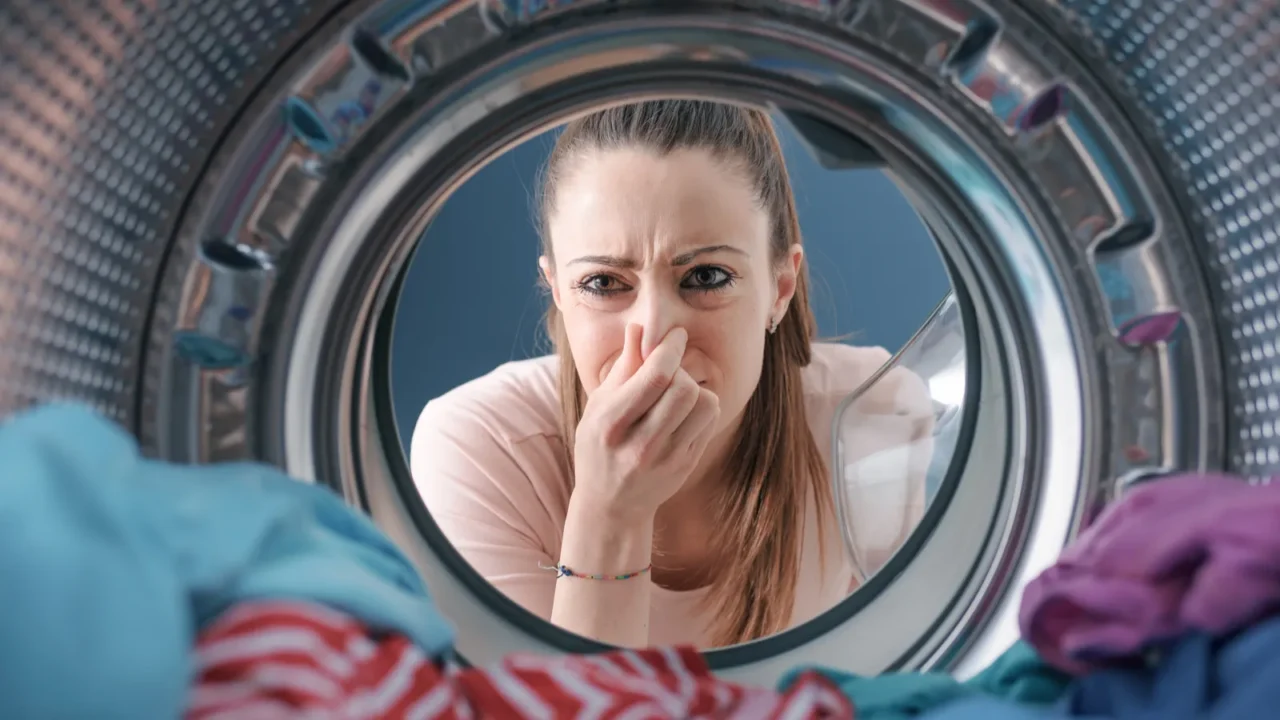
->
(3, 0), (1274, 688)
(834, 291), (971, 584)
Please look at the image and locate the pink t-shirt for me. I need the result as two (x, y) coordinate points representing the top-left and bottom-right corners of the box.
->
(410, 342), (934, 648)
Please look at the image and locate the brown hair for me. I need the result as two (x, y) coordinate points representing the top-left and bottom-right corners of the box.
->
(535, 99), (830, 647)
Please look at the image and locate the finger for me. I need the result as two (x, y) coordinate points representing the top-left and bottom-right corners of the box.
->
(672, 387), (720, 454)
(606, 327), (688, 432)
(603, 323), (644, 388)
(609, 325), (691, 415)
(630, 369), (701, 446)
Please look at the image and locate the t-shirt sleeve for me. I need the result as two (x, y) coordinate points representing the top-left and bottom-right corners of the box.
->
(824, 345), (936, 580)
(409, 399), (559, 621)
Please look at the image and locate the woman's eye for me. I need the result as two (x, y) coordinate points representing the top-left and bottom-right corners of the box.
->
(683, 266), (734, 290)
(578, 274), (627, 296)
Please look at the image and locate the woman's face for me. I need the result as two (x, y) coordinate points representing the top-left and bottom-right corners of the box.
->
(541, 147), (802, 435)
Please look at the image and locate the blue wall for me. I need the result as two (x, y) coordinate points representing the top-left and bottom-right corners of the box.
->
(390, 121), (950, 446)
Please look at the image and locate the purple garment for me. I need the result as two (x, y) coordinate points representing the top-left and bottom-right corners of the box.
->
(1019, 473), (1280, 675)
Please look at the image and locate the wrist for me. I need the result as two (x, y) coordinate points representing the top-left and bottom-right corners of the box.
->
(566, 489), (656, 529)
(560, 495), (654, 577)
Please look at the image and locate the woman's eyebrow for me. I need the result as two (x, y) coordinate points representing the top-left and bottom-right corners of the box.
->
(671, 245), (745, 266)
(566, 245), (746, 268)
(567, 254), (634, 268)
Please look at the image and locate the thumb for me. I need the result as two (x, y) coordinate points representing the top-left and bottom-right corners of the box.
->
(605, 323), (644, 387)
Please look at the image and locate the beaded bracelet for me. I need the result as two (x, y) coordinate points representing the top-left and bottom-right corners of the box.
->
(540, 562), (652, 581)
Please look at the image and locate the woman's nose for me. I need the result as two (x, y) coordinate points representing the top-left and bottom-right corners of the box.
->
(634, 286), (684, 360)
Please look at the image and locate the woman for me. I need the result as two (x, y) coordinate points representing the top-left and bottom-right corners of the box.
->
(411, 99), (935, 650)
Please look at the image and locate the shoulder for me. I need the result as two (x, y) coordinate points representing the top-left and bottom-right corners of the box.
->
(409, 355), (568, 492)
(803, 342), (893, 397)
(804, 342), (932, 419)
(409, 355), (571, 533)
(411, 355), (563, 453)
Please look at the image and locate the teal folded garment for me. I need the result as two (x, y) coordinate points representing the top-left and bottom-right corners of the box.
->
(779, 641), (1070, 719)
(0, 403), (454, 720)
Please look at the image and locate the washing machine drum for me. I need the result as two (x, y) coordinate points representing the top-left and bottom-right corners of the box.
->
(2, 0), (1277, 685)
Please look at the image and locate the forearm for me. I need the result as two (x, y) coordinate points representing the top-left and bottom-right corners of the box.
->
(550, 500), (654, 648)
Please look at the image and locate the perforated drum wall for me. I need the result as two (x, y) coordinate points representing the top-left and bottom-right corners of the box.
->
(1059, 0), (1280, 476)
(2, 1), (334, 422)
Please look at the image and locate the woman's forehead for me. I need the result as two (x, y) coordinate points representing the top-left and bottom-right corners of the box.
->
(548, 148), (769, 262)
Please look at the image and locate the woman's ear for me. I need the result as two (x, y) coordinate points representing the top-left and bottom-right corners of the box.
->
(539, 255), (561, 308)
(771, 244), (804, 321)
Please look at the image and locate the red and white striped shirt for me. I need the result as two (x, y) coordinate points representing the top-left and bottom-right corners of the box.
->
(186, 601), (853, 720)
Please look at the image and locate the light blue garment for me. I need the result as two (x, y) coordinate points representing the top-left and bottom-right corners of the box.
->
(779, 641), (1070, 719)
(0, 403), (453, 720)
(907, 696), (1064, 719)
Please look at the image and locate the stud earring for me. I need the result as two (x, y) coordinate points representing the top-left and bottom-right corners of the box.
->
(768, 317), (779, 334)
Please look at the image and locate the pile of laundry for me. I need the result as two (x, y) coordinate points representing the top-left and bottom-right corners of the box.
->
(1, 403), (1277, 719)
